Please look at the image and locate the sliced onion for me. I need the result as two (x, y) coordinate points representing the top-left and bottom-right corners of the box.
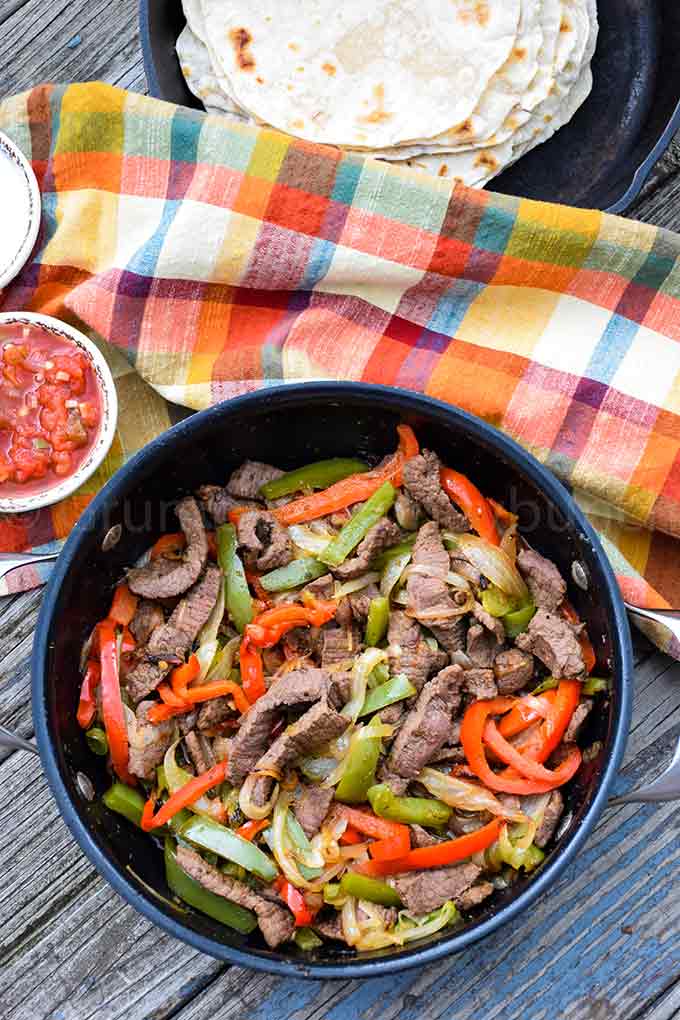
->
(380, 549), (412, 600)
(198, 577), (225, 648)
(164, 738), (225, 822)
(239, 771), (279, 820)
(396, 900), (459, 943)
(444, 532), (529, 602)
(341, 896), (362, 946)
(418, 767), (527, 821)
(333, 572), (381, 600)
(272, 792), (344, 890)
(343, 648), (388, 723)
(391, 587), (408, 606)
(289, 524), (333, 556)
(521, 792), (551, 829)
(205, 635), (240, 683)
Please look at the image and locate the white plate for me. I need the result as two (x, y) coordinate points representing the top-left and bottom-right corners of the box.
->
(0, 131), (41, 291)
(0, 313), (118, 513)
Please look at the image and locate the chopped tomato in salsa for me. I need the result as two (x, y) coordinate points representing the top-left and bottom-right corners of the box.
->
(0, 324), (101, 493)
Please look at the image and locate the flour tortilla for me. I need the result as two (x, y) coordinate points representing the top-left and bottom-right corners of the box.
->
(176, 26), (251, 118)
(200, 0), (522, 148)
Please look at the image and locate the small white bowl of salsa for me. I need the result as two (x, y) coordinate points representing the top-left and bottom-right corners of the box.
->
(0, 312), (118, 513)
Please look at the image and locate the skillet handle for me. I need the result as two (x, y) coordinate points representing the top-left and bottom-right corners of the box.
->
(0, 723), (39, 756)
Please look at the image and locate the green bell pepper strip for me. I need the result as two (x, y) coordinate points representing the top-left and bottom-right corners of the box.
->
(371, 536), (416, 572)
(367, 783), (452, 826)
(335, 726), (384, 804)
(531, 676), (559, 696)
(358, 673), (416, 718)
(103, 783), (146, 827)
(295, 927), (324, 950)
(323, 881), (343, 905)
(260, 458), (368, 500)
(582, 676), (609, 695)
(260, 557), (327, 592)
(364, 595), (390, 647)
(179, 815), (278, 881)
(86, 726), (108, 756)
(339, 873), (402, 908)
(319, 482), (397, 568)
(286, 813), (324, 879)
(164, 839), (257, 934)
(367, 661), (390, 689)
(502, 601), (536, 639)
(481, 584), (518, 618)
(217, 524), (253, 633)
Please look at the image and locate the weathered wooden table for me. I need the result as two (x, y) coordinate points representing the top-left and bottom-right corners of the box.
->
(1, 3), (679, 1018)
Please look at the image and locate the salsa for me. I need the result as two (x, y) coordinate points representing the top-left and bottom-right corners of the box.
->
(0, 322), (102, 495)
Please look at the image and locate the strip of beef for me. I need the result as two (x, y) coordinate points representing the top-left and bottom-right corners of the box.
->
(515, 609), (585, 678)
(177, 847), (294, 948)
(403, 450), (468, 532)
(286, 625), (323, 659)
(314, 903), (397, 944)
(127, 497), (208, 599)
(126, 566), (221, 702)
(387, 610), (448, 693)
(303, 573), (334, 600)
(456, 882), (494, 911)
(533, 789), (564, 848)
(129, 599), (164, 646)
(494, 648), (534, 694)
(517, 548), (566, 612)
(381, 665), (464, 787)
(226, 669), (343, 784)
(293, 783), (335, 839)
(237, 509), (293, 572)
(321, 620), (360, 668)
(564, 698), (593, 742)
(226, 460), (283, 501)
(410, 824), (440, 848)
(348, 582), (380, 624)
(178, 709), (198, 735)
(379, 701), (406, 726)
(388, 861), (481, 915)
(463, 667), (498, 701)
(407, 522), (467, 653)
(466, 604), (505, 668)
(184, 730), (216, 774)
(394, 489), (420, 531)
(197, 696), (233, 732)
(196, 484), (249, 526)
(127, 701), (174, 780)
(332, 517), (401, 581)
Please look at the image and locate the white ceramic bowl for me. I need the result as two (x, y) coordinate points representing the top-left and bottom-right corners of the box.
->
(0, 312), (118, 513)
(0, 131), (41, 291)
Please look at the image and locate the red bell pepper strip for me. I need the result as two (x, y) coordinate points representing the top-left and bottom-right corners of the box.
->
(170, 654), (201, 700)
(76, 660), (101, 730)
(108, 583), (138, 627)
(158, 682), (188, 708)
(339, 825), (363, 846)
(244, 599), (337, 648)
(498, 690), (557, 739)
(483, 719), (582, 785)
(534, 679), (582, 762)
(245, 569), (272, 607)
(271, 425), (419, 525)
(461, 696), (580, 794)
(183, 679), (251, 714)
(236, 818), (270, 841)
(239, 637), (266, 703)
(440, 468), (500, 545)
(141, 760), (229, 831)
(355, 819), (503, 877)
(334, 806), (410, 861)
(561, 600), (596, 674)
(368, 831), (412, 861)
(120, 626), (136, 654)
(147, 702), (192, 724)
(99, 620), (134, 785)
(274, 877), (316, 926)
(487, 497), (518, 528)
(150, 532), (186, 559)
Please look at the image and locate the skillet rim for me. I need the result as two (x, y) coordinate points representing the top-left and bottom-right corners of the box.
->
(31, 382), (633, 979)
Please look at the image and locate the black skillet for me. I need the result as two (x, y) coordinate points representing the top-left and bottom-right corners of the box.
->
(138, 0), (680, 213)
(28, 383), (633, 978)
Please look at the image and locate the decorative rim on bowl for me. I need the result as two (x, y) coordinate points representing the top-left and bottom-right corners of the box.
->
(0, 131), (41, 291)
(0, 312), (119, 514)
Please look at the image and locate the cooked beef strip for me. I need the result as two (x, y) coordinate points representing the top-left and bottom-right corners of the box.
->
(467, 624), (502, 669)
(178, 709), (199, 735)
(286, 625), (323, 659)
(382, 665), (464, 785)
(129, 599), (164, 646)
(410, 824), (441, 848)
(388, 861), (481, 915)
(304, 573), (335, 600)
(407, 522), (467, 653)
(517, 548), (567, 612)
(379, 702), (406, 726)
(428, 744), (465, 764)
(226, 669), (343, 784)
(314, 913), (345, 942)
(533, 789), (564, 848)
(472, 602), (506, 644)
(348, 582), (380, 624)
(403, 450), (468, 532)
(493, 648), (534, 694)
(127, 701), (174, 780)
(293, 783), (335, 839)
(184, 730), (216, 775)
(394, 489), (421, 531)
(332, 517), (401, 580)
(237, 509), (294, 572)
(449, 554), (482, 588)
(226, 460), (284, 501)
(564, 699), (593, 742)
(196, 484), (248, 526)
(387, 610), (448, 693)
(335, 597), (353, 630)
(196, 695), (233, 732)
(463, 667), (498, 701)
(321, 620), (361, 668)
(125, 659), (167, 705)
(456, 882), (494, 911)
(127, 497), (208, 599)
(177, 847), (294, 948)
(515, 609), (585, 678)
(255, 697), (349, 780)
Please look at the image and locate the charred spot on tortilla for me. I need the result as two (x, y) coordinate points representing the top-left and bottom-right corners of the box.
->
(455, 118), (474, 136)
(512, 47), (526, 61)
(438, 164), (449, 177)
(474, 151), (498, 172)
(229, 27), (255, 71)
(322, 62), (337, 76)
(560, 16), (571, 32)
(360, 84), (392, 124)
(457, 1), (489, 27)
(288, 41), (299, 51)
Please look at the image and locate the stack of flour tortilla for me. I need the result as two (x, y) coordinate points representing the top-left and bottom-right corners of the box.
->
(177, 0), (598, 187)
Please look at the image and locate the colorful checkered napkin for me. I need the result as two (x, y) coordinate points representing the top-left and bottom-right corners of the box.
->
(0, 83), (679, 657)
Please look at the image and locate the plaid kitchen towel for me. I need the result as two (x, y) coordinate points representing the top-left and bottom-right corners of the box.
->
(0, 83), (679, 658)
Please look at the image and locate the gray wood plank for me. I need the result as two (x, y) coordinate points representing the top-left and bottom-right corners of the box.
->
(0, 588), (43, 763)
